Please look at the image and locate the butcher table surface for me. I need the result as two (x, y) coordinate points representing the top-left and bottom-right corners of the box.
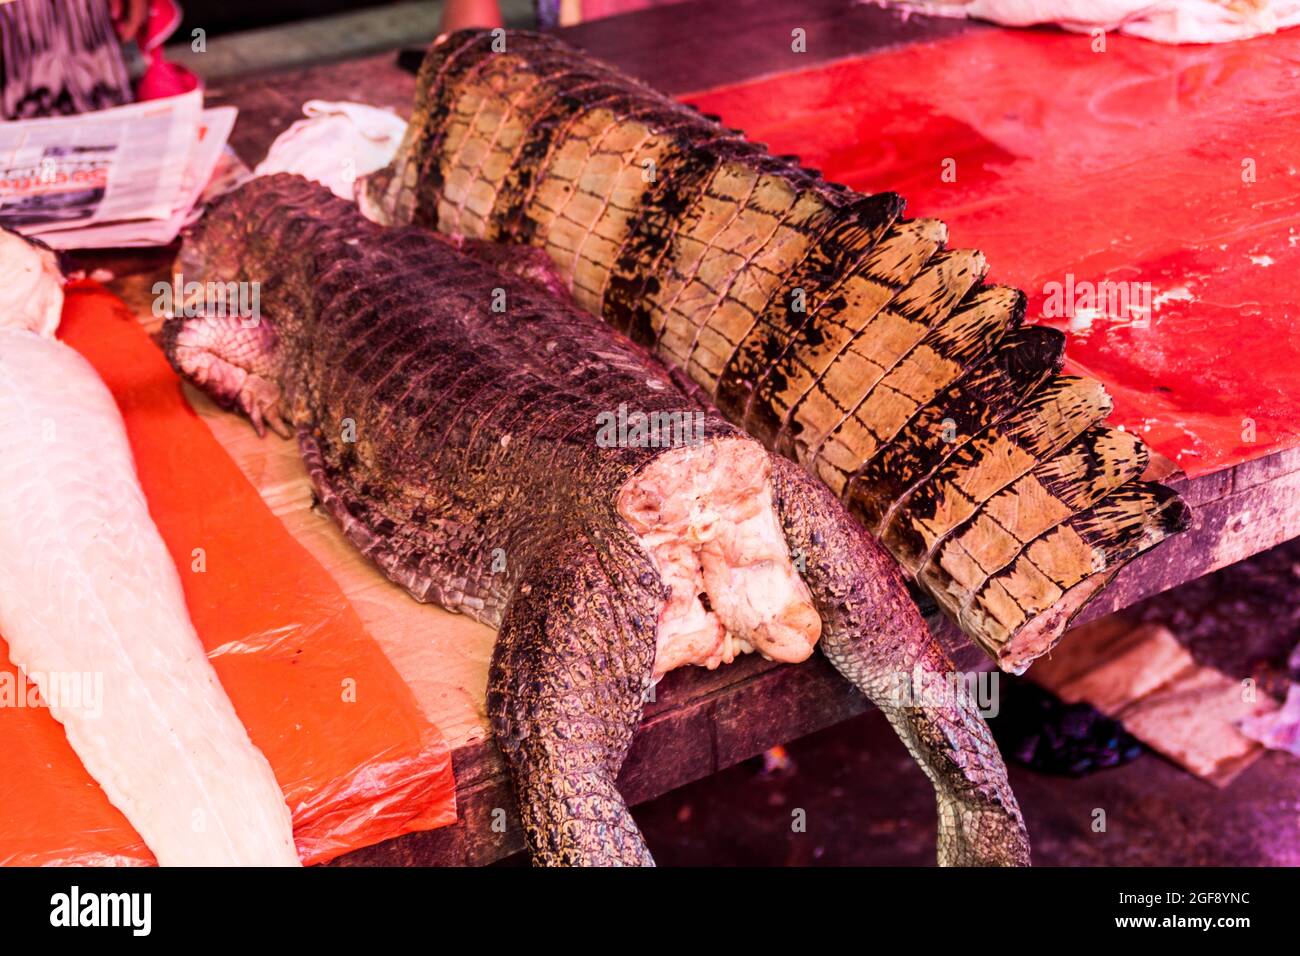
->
(87, 0), (1300, 865)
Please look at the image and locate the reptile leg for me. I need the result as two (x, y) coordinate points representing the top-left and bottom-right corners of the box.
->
(770, 455), (1031, 866)
(487, 530), (662, 866)
(161, 314), (290, 438)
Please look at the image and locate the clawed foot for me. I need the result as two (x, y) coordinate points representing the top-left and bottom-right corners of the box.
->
(237, 372), (292, 439)
(163, 316), (290, 439)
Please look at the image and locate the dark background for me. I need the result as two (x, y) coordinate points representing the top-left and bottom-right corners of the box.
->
(180, 0), (400, 37)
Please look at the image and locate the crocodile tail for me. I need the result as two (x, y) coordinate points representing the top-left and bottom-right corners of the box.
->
(362, 29), (1191, 671)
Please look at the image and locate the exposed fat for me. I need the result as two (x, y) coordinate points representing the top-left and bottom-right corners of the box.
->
(618, 438), (820, 677)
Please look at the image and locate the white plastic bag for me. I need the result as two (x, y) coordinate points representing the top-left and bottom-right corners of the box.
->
(254, 100), (407, 199)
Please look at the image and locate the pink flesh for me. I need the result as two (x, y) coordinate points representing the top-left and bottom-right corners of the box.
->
(617, 438), (821, 679)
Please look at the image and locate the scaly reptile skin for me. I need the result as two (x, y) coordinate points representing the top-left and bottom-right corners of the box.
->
(163, 175), (1029, 866)
(362, 29), (1191, 673)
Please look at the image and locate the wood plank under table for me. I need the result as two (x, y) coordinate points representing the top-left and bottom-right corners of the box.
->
(90, 0), (1300, 865)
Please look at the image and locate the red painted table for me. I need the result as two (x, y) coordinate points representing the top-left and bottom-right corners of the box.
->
(684, 25), (1300, 482)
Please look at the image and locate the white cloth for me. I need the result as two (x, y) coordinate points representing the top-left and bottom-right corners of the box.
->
(881, 0), (1300, 44)
(253, 100), (407, 200)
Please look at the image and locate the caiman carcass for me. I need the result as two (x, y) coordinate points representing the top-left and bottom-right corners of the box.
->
(163, 174), (1030, 866)
(361, 29), (1191, 673)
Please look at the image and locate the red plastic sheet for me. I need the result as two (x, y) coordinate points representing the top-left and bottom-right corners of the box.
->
(0, 284), (455, 866)
(687, 28), (1300, 478)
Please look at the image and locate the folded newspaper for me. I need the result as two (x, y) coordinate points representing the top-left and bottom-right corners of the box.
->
(0, 89), (237, 249)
